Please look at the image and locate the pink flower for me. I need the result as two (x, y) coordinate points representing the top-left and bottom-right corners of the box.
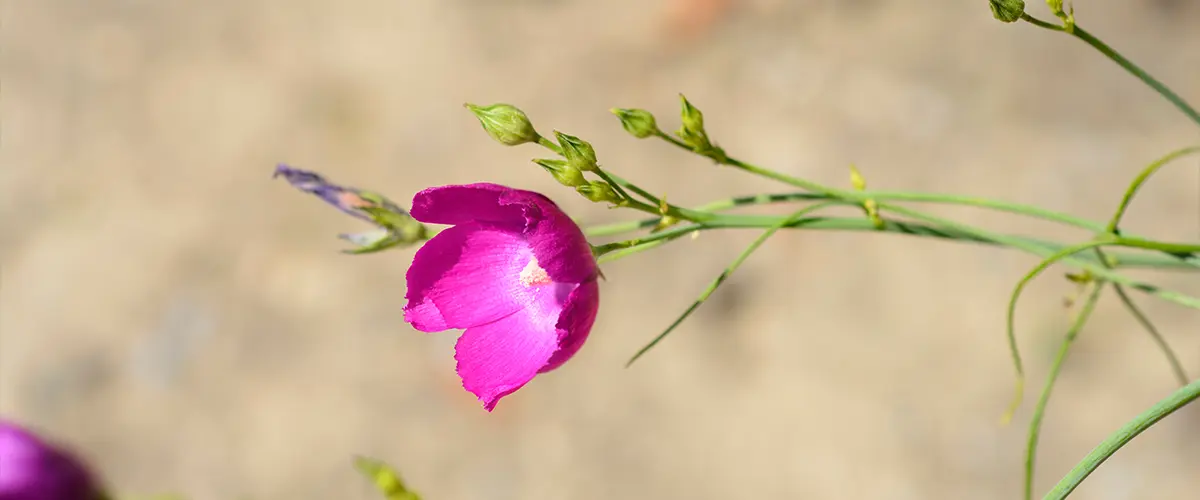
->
(0, 418), (106, 500)
(403, 183), (601, 411)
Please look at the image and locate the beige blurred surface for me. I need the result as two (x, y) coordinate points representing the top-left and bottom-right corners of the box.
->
(3, 1), (1200, 498)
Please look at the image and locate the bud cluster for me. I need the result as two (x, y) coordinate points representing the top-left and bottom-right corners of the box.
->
(465, 102), (626, 207)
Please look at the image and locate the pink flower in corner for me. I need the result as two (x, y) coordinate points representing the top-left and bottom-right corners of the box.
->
(403, 183), (601, 411)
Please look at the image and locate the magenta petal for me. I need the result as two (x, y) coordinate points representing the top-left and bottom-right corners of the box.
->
(526, 210), (598, 285)
(0, 420), (104, 500)
(410, 183), (532, 228)
(540, 279), (600, 373)
(404, 182), (603, 411)
(403, 223), (540, 331)
(453, 289), (564, 411)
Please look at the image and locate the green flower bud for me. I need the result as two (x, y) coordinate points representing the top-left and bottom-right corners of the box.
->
(679, 94), (705, 134)
(464, 103), (540, 146)
(988, 0), (1024, 23)
(533, 158), (587, 187)
(675, 94), (727, 162)
(553, 131), (598, 172)
(576, 180), (621, 205)
(848, 164), (867, 191)
(610, 108), (659, 138)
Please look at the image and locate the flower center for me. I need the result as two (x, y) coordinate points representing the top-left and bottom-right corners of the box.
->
(519, 257), (553, 287)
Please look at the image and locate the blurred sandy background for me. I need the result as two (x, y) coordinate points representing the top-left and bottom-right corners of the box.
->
(3, 0), (1200, 498)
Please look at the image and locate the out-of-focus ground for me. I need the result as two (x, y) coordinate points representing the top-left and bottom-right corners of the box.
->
(3, 1), (1199, 498)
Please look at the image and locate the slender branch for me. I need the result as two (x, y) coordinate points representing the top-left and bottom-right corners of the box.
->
(1020, 14), (1200, 127)
(586, 214), (1200, 271)
(1024, 283), (1106, 500)
(1044, 378), (1200, 499)
(1112, 284), (1189, 386)
(1108, 146), (1200, 233)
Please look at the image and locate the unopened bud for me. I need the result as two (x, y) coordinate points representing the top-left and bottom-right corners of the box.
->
(677, 94), (712, 149)
(464, 103), (540, 146)
(849, 164), (867, 191)
(675, 94), (727, 162)
(553, 131), (598, 172)
(576, 180), (621, 205)
(611, 108), (659, 139)
(533, 158), (587, 187)
(988, 0), (1024, 23)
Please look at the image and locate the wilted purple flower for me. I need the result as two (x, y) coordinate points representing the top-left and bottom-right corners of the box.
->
(0, 419), (105, 500)
(274, 164), (429, 253)
(403, 183), (601, 411)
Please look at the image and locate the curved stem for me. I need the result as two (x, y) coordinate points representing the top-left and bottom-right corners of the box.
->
(1112, 283), (1190, 386)
(1002, 239), (1200, 425)
(1108, 146), (1200, 232)
(1090, 243), (1191, 389)
(1044, 378), (1200, 500)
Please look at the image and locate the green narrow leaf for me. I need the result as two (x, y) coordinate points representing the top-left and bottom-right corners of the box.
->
(1002, 238), (1200, 424)
(1002, 239), (1115, 425)
(1044, 378), (1200, 499)
(625, 202), (840, 366)
(1106, 145), (1200, 234)
(1023, 282), (1105, 500)
(1112, 284), (1189, 386)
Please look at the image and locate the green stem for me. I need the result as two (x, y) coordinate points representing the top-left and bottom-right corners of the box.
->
(1024, 283), (1106, 500)
(659, 130), (1200, 278)
(591, 167), (635, 204)
(588, 192), (1198, 271)
(586, 213), (1200, 270)
(1020, 14), (1200, 128)
(1003, 239), (1200, 426)
(536, 135), (564, 155)
(624, 202), (842, 365)
(597, 237), (676, 264)
(592, 223), (705, 258)
(1044, 378), (1200, 500)
(1108, 146), (1200, 233)
(602, 171), (662, 206)
(1090, 241), (1191, 389)
(694, 191), (1103, 231)
(1112, 236), (1200, 256)
(1112, 283), (1190, 386)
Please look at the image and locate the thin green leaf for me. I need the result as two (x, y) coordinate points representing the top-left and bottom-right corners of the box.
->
(625, 202), (840, 366)
(1112, 284), (1189, 386)
(1024, 282), (1105, 500)
(1002, 239), (1200, 425)
(1043, 378), (1200, 499)
(1107, 146), (1200, 233)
